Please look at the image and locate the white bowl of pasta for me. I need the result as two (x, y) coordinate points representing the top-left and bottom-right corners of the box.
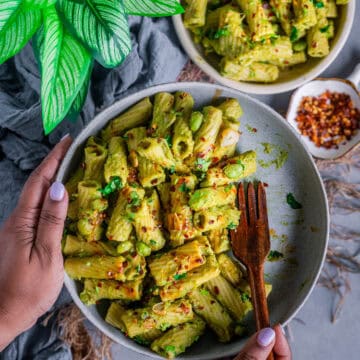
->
(57, 82), (329, 359)
(173, 0), (355, 95)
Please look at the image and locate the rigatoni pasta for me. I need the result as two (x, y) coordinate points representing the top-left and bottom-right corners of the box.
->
(63, 91), (273, 358)
(183, 0), (348, 83)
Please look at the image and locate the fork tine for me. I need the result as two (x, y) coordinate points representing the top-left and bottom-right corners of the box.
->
(247, 182), (257, 225)
(257, 182), (269, 228)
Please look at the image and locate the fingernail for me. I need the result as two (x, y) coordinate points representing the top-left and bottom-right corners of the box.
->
(280, 324), (286, 335)
(50, 181), (65, 202)
(60, 133), (70, 142)
(257, 328), (275, 347)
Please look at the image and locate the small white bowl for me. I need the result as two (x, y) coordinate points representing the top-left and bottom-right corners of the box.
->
(287, 63), (360, 159)
(172, 2), (355, 95)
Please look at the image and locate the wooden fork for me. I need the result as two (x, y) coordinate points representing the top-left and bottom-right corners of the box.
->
(230, 182), (274, 360)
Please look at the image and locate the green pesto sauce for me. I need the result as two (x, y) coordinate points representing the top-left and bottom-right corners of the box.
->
(258, 143), (289, 170)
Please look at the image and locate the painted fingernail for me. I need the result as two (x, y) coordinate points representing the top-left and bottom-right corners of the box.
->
(257, 328), (276, 347)
(60, 133), (70, 142)
(50, 181), (65, 202)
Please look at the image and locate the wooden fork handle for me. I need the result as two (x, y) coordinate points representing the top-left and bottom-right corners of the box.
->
(247, 264), (275, 360)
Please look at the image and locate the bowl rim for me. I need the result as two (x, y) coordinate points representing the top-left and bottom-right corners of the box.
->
(172, 2), (355, 95)
(58, 82), (330, 359)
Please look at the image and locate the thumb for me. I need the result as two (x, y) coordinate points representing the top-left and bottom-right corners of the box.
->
(34, 181), (68, 264)
(234, 328), (275, 360)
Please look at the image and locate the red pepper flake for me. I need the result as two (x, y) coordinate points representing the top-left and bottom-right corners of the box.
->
(151, 179), (158, 185)
(210, 300), (215, 305)
(170, 185), (176, 192)
(97, 282), (103, 288)
(123, 260), (128, 268)
(213, 286), (220, 295)
(141, 226), (147, 233)
(180, 302), (191, 314)
(107, 271), (114, 277)
(200, 136), (206, 142)
(198, 306), (205, 310)
(263, 182), (269, 187)
(116, 284), (121, 290)
(295, 90), (360, 149)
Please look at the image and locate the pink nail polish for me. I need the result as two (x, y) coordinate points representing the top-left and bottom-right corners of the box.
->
(50, 181), (65, 202)
(257, 328), (275, 347)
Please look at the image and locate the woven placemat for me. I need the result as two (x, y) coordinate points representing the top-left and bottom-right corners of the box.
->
(57, 61), (360, 359)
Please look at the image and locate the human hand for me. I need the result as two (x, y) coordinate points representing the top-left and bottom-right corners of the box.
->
(0, 136), (72, 351)
(234, 325), (291, 360)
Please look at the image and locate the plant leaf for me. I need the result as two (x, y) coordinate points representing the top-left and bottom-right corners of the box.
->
(0, 3), (41, 64)
(37, 6), (92, 134)
(67, 61), (93, 123)
(57, 0), (131, 68)
(123, 0), (184, 16)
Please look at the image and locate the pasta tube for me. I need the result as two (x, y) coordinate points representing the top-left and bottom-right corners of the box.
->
(205, 275), (253, 322)
(64, 253), (146, 281)
(77, 180), (108, 242)
(217, 98), (243, 122)
(150, 92), (176, 138)
(105, 302), (127, 331)
(120, 299), (194, 338)
(137, 137), (175, 169)
(270, 0), (293, 35)
(62, 235), (118, 257)
(189, 185), (237, 211)
(106, 186), (145, 242)
(159, 254), (220, 301)
(148, 240), (206, 286)
(221, 60), (280, 83)
(207, 228), (230, 254)
(83, 137), (107, 183)
(184, 0), (208, 28)
(172, 118), (194, 161)
(188, 287), (234, 342)
(132, 198), (166, 252)
(201, 151), (257, 187)
(217, 253), (244, 287)
(193, 206), (240, 232)
(102, 97), (153, 140)
(151, 316), (206, 359)
(80, 279), (142, 305)
(292, 0), (317, 34)
(193, 106), (223, 159)
(104, 137), (129, 185)
(236, 0), (275, 41)
(174, 91), (194, 120)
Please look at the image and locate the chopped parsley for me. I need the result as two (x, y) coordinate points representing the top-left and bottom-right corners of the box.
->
(129, 191), (141, 206)
(173, 273), (187, 281)
(135, 264), (142, 273)
(290, 26), (298, 42)
(286, 193), (303, 209)
(199, 288), (209, 296)
(179, 183), (190, 192)
(240, 292), (250, 302)
(165, 134), (172, 148)
(134, 336), (150, 346)
(207, 26), (230, 40)
(320, 25), (330, 33)
(224, 184), (233, 192)
(99, 176), (123, 197)
(195, 158), (211, 172)
(164, 345), (176, 353)
(122, 135), (128, 140)
(159, 322), (170, 331)
(95, 286), (100, 294)
(267, 250), (284, 262)
(126, 211), (135, 221)
(141, 311), (149, 320)
(313, 0), (324, 8)
(150, 239), (157, 246)
(227, 222), (237, 230)
(168, 165), (176, 174)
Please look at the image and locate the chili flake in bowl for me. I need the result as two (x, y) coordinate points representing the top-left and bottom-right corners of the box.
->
(295, 91), (360, 149)
(286, 65), (360, 159)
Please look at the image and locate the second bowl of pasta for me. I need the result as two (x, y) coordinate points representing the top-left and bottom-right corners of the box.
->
(173, 0), (355, 95)
(57, 82), (329, 359)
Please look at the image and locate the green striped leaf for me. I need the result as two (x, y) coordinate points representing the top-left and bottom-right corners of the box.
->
(37, 6), (92, 134)
(0, 4), (41, 64)
(0, 0), (21, 30)
(57, 0), (131, 68)
(123, 0), (184, 16)
(67, 61), (93, 123)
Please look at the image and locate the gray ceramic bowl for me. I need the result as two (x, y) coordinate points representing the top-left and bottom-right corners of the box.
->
(57, 82), (329, 359)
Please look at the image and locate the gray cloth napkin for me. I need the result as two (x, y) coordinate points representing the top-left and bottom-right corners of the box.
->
(0, 16), (187, 359)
